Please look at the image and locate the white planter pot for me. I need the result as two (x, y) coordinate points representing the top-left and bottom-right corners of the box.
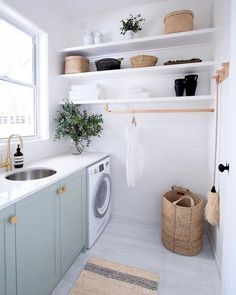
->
(94, 32), (103, 44)
(125, 30), (136, 40)
(83, 30), (94, 45)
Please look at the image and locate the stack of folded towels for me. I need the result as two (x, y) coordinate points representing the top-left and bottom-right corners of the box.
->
(119, 85), (150, 100)
(68, 84), (106, 102)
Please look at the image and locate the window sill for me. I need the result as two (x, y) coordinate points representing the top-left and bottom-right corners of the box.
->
(0, 136), (50, 147)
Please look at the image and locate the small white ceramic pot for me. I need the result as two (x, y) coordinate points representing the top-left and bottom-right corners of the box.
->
(125, 30), (136, 40)
(83, 30), (94, 45)
(94, 32), (103, 44)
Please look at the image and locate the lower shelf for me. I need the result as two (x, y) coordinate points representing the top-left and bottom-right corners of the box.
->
(60, 95), (214, 105)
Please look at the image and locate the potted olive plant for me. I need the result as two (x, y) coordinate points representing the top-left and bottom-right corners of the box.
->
(55, 102), (103, 154)
(120, 14), (145, 39)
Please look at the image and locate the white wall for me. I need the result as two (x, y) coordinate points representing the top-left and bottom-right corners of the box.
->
(69, 0), (213, 46)
(68, 0), (214, 224)
(207, 0), (232, 274)
(1, 0), (70, 163)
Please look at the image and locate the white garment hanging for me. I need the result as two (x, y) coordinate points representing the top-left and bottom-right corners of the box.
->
(125, 121), (143, 187)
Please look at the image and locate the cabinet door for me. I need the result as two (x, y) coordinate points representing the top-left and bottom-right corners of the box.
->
(59, 169), (86, 275)
(0, 206), (16, 295)
(15, 184), (60, 295)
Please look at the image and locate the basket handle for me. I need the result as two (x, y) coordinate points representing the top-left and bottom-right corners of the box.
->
(173, 195), (195, 207)
(171, 185), (190, 192)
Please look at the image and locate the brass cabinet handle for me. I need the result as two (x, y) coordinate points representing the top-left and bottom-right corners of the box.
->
(9, 216), (17, 224)
(62, 185), (68, 193)
(56, 187), (64, 195)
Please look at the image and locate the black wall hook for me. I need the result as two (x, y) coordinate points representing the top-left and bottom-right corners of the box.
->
(218, 163), (230, 173)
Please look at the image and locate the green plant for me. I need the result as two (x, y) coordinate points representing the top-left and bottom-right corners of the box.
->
(120, 14), (145, 35)
(55, 102), (103, 153)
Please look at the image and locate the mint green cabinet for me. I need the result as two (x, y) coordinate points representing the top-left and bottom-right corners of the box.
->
(15, 184), (60, 295)
(59, 169), (86, 275)
(0, 168), (86, 295)
(0, 205), (16, 295)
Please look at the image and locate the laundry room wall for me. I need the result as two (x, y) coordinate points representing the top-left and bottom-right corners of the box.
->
(1, 0), (70, 163)
(67, 0), (214, 224)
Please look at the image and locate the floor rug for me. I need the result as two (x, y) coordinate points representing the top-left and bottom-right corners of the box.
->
(70, 256), (159, 295)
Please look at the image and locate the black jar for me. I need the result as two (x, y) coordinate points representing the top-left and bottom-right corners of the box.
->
(174, 79), (185, 97)
(185, 74), (198, 96)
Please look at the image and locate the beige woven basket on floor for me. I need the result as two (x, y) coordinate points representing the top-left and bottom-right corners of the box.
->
(161, 185), (204, 256)
(130, 55), (158, 68)
(65, 56), (89, 74)
(164, 10), (194, 34)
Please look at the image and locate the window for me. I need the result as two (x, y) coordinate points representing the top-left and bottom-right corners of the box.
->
(0, 3), (48, 141)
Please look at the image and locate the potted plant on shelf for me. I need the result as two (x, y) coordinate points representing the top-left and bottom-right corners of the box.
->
(55, 102), (103, 154)
(120, 14), (145, 39)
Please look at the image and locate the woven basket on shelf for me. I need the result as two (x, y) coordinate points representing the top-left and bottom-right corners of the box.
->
(164, 10), (194, 34)
(65, 56), (89, 74)
(130, 55), (158, 68)
(161, 185), (204, 256)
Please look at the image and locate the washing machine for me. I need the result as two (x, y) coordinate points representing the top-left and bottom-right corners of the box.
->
(86, 156), (111, 248)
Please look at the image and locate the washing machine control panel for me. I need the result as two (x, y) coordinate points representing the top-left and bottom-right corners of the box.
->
(88, 158), (110, 175)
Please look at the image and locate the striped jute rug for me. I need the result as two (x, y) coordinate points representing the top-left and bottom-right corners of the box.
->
(70, 257), (159, 295)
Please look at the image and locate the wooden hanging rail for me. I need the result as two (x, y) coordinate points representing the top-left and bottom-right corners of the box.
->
(104, 104), (214, 114)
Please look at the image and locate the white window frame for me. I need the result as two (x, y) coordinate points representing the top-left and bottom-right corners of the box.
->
(0, 0), (48, 143)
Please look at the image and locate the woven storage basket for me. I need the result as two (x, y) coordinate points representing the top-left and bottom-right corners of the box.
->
(65, 56), (89, 74)
(161, 185), (204, 256)
(130, 55), (158, 68)
(164, 10), (194, 34)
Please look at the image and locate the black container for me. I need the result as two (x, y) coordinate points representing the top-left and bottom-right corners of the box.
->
(95, 58), (124, 71)
(174, 79), (185, 96)
(185, 74), (198, 96)
(14, 145), (24, 168)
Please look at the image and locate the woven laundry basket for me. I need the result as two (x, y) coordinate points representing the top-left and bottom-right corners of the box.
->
(164, 10), (194, 34)
(130, 55), (158, 68)
(161, 185), (204, 256)
(65, 56), (89, 74)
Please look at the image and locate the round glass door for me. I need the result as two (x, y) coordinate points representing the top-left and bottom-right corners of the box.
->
(94, 174), (111, 218)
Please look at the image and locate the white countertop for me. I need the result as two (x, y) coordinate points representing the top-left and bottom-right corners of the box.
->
(0, 152), (108, 211)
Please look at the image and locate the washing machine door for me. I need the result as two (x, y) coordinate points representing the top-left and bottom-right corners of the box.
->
(94, 173), (111, 218)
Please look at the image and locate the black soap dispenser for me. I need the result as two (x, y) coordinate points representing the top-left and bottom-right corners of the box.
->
(14, 145), (24, 168)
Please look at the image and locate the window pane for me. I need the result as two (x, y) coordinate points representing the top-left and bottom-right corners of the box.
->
(0, 81), (35, 138)
(0, 18), (33, 84)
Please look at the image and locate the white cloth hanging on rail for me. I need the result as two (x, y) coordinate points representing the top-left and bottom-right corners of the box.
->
(125, 122), (143, 187)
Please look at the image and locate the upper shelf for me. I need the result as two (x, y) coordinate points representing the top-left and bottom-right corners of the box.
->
(61, 28), (216, 57)
(61, 61), (215, 81)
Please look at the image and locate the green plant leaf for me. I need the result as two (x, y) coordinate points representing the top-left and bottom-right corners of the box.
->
(54, 102), (103, 152)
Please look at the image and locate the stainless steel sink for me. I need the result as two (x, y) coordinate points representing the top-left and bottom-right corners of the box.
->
(5, 168), (57, 181)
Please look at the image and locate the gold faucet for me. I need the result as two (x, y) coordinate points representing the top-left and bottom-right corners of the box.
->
(0, 134), (23, 171)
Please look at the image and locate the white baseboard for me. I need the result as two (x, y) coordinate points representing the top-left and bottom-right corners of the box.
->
(111, 212), (160, 226)
(207, 226), (221, 277)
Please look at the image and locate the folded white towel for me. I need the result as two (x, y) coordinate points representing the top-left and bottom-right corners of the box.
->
(125, 123), (143, 187)
(69, 90), (100, 97)
(68, 84), (107, 101)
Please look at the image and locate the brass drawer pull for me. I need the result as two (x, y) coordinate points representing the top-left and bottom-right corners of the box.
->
(9, 216), (17, 224)
(62, 185), (68, 193)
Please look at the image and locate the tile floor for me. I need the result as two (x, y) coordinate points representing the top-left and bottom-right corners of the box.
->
(52, 218), (220, 295)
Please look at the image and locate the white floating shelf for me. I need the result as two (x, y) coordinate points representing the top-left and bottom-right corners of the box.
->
(61, 95), (214, 105)
(61, 61), (215, 81)
(61, 28), (216, 57)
